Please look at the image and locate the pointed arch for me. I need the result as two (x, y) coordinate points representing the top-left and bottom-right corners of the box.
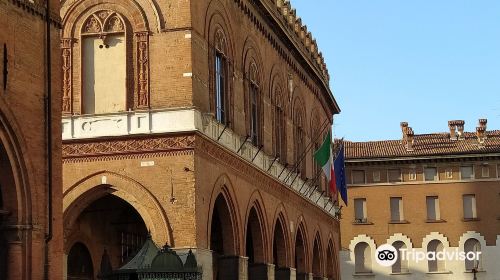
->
(312, 231), (324, 278)
(326, 237), (337, 280)
(207, 174), (241, 256)
(271, 204), (291, 269)
(294, 218), (309, 275)
(244, 191), (269, 264)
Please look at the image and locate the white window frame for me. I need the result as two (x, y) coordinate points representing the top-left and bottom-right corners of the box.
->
(390, 197), (404, 222)
(481, 165), (489, 178)
(463, 194), (477, 220)
(426, 196), (440, 221)
(354, 198), (367, 223)
(408, 168), (417, 181)
(445, 168), (453, 179)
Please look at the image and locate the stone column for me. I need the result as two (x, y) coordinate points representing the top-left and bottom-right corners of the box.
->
(275, 267), (298, 280)
(249, 262), (277, 280)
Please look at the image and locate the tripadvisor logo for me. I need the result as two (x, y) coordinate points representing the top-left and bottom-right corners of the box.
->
(375, 243), (482, 267)
(375, 244), (398, 267)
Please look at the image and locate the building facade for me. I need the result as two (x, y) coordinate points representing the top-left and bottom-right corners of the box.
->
(339, 120), (500, 280)
(60, 0), (341, 279)
(0, 0), (63, 279)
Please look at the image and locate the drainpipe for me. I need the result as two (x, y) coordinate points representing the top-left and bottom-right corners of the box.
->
(44, 0), (53, 279)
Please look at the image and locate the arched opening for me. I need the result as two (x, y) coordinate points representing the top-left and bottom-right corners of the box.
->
(464, 238), (482, 271)
(312, 235), (322, 279)
(0, 140), (18, 279)
(354, 242), (371, 274)
(392, 241), (409, 273)
(210, 194), (237, 279)
(326, 241), (335, 280)
(293, 100), (306, 178)
(246, 207), (266, 279)
(66, 194), (148, 278)
(68, 242), (94, 280)
(427, 240), (445, 272)
(273, 216), (291, 280)
(294, 227), (307, 279)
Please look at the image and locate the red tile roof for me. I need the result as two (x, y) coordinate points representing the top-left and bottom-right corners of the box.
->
(341, 130), (500, 160)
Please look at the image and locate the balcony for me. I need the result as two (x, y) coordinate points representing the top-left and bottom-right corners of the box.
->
(62, 108), (339, 218)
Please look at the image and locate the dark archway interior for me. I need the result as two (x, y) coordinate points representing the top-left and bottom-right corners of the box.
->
(246, 207), (264, 264)
(312, 238), (322, 277)
(294, 229), (306, 274)
(68, 194), (148, 278)
(68, 242), (94, 280)
(273, 219), (287, 268)
(210, 194), (236, 280)
(0, 142), (15, 279)
(326, 243), (335, 279)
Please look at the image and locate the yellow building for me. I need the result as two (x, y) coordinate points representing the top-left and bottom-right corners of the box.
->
(339, 120), (500, 280)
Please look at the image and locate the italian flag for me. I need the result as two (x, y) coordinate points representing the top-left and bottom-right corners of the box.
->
(313, 131), (337, 198)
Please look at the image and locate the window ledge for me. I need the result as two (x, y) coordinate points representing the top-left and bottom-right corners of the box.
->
(389, 220), (409, 224)
(353, 272), (375, 277)
(462, 218), (480, 222)
(426, 271), (452, 274)
(352, 221), (373, 225)
(390, 272), (411, 275)
(426, 219), (446, 223)
(464, 270), (486, 273)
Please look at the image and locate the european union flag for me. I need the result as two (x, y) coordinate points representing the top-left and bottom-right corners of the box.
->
(334, 144), (348, 206)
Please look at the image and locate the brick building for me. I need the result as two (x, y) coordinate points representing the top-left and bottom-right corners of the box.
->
(0, 0), (63, 279)
(339, 120), (500, 280)
(60, 0), (341, 279)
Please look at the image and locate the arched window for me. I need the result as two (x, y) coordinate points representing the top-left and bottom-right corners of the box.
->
(293, 102), (305, 177)
(392, 241), (409, 273)
(427, 240), (445, 272)
(248, 63), (260, 146)
(273, 87), (286, 163)
(214, 29), (229, 125)
(464, 238), (482, 271)
(81, 11), (127, 114)
(354, 242), (372, 274)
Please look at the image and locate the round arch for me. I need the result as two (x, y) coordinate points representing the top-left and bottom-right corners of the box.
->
(63, 171), (171, 245)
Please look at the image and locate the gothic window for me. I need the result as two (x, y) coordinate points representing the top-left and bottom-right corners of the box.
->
(293, 103), (305, 176)
(248, 63), (261, 146)
(274, 88), (286, 163)
(214, 30), (229, 125)
(81, 11), (126, 114)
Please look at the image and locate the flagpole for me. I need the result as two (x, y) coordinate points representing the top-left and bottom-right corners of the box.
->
(284, 118), (331, 181)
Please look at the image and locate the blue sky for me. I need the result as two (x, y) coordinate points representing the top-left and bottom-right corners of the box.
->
(291, 0), (500, 141)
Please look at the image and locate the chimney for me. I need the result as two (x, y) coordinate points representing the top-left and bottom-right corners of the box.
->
(456, 120), (465, 140)
(400, 122), (409, 144)
(476, 126), (486, 146)
(448, 120), (457, 140)
(479, 119), (487, 139)
(406, 127), (414, 152)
